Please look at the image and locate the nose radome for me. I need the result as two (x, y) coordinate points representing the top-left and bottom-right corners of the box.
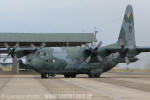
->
(30, 58), (40, 68)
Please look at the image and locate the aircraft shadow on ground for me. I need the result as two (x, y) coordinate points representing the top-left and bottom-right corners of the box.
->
(33, 76), (150, 79)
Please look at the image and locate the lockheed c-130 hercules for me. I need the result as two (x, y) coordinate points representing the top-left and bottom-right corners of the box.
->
(3, 5), (150, 78)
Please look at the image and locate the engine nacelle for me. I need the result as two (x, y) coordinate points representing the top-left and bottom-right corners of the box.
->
(112, 57), (139, 63)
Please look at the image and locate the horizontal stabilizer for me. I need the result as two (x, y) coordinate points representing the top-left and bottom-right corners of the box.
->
(136, 46), (150, 52)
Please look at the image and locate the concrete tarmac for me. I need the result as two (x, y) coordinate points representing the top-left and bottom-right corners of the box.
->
(0, 72), (150, 100)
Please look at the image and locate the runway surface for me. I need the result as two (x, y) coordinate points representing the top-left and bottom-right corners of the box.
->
(0, 72), (150, 100)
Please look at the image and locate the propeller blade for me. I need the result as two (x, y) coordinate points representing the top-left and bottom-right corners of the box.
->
(4, 43), (9, 49)
(3, 54), (10, 62)
(85, 56), (91, 63)
(97, 41), (103, 48)
(94, 41), (103, 51)
(85, 43), (91, 48)
(3, 57), (7, 62)
(84, 41), (104, 63)
(14, 43), (19, 49)
(41, 42), (46, 48)
(4, 43), (11, 52)
(97, 55), (103, 62)
(125, 57), (130, 65)
(30, 44), (36, 49)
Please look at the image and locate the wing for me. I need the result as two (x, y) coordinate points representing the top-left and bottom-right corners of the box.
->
(0, 48), (36, 61)
(98, 43), (122, 56)
(105, 47), (121, 53)
(14, 48), (37, 58)
(97, 46), (121, 57)
(136, 46), (150, 52)
(99, 46), (150, 58)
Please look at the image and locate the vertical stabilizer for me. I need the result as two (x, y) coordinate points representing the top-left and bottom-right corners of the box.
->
(117, 5), (136, 48)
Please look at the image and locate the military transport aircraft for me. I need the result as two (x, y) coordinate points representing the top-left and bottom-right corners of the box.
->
(3, 5), (150, 78)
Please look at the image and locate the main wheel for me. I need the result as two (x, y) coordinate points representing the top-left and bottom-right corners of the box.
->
(41, 73), (49, 78)
(49, 74), (56, 77)
(64, 74), (76, 78)
(70, 74), (76, 78)
(64, 74), (70, 78)
(88, 73), (100, 78)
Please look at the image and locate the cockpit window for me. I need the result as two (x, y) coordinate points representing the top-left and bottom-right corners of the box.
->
(37, 51), (49, 57)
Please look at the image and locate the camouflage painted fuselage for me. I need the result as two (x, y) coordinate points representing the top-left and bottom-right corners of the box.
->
(27, 47), (117, 74)
(18, 5), (141, 76)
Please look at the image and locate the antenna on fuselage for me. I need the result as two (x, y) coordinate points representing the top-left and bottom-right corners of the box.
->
(94, 26), (98, 38)
(93, 26), (98, 46)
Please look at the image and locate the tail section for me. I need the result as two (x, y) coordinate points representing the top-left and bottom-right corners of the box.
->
(105, 5), (150, 64)
(117, 5), (136, 49)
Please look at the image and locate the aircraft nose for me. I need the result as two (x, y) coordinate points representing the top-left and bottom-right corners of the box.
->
(28, 57), (33, 63)
(30, 58), (41, 68)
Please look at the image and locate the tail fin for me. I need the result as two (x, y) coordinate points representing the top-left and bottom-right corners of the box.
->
(117, 5), (136, 48)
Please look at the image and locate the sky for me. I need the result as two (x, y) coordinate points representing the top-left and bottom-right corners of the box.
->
(0, 0), (150, 68)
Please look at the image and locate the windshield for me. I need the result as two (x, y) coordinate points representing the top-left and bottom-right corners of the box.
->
(36, 51), (49, 58)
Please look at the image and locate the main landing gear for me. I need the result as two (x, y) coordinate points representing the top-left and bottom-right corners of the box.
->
(88, 73), (101, 78)
(41, 73), (49, 78)
(64, 74), (76, 78)
(41, 73), (56, 78)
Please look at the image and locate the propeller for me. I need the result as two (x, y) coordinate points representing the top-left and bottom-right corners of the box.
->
(85, 41), (103, 63)
(3, 43), (19, 62)
(3, 42), (46, 63)
(119, 39), (130, 64)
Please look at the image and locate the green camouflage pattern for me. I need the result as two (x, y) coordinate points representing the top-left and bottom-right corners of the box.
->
(15, 5), (150, 77)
